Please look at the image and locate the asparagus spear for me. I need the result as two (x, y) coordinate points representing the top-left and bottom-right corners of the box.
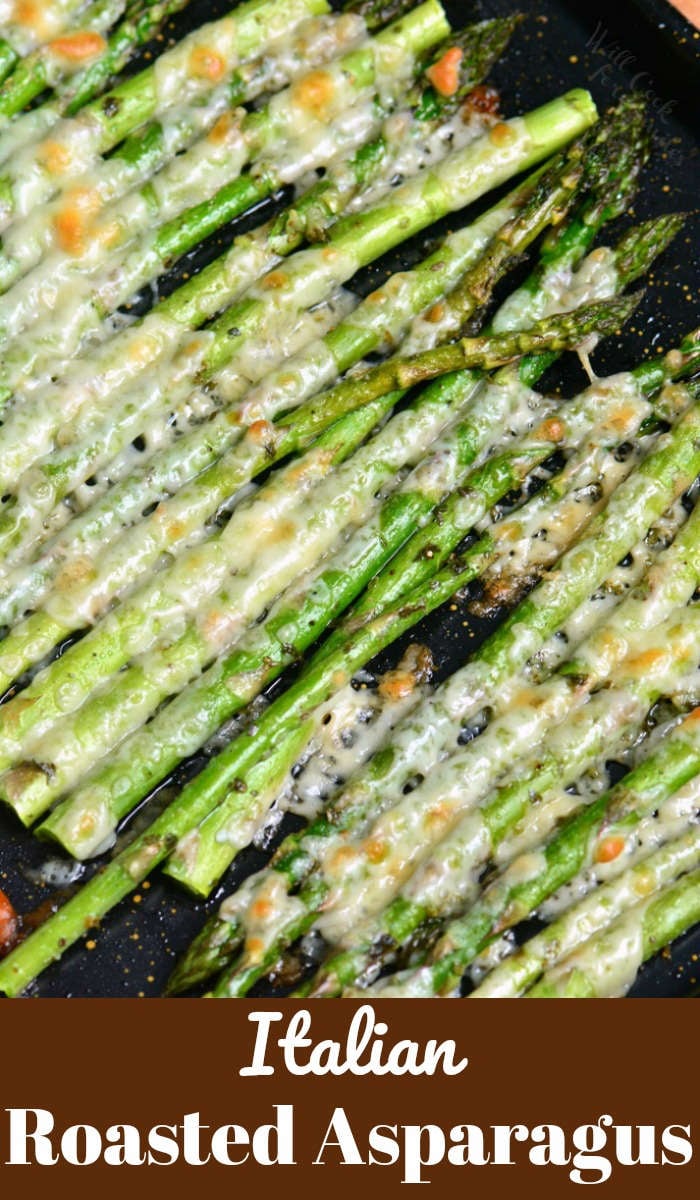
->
(211, 568), (700, 997)
(277, 294), (635, 434)
(13, 365), (495, 824)
(37, 373), (557, 853)
(0, 297), (631, 777)
(0, 140), (607, 703)
(473, 796), (700, 998)
(0, 0), (448, 364)
(0, 0), (92, 72)
(0, 333), (666, 999)
(0, 0), (334, 225)
(526, 868), (700, 998)
(0, 11), (372, 376)
(0, 0), (432, 254)
(43, 319), (660, 867)
(0, 1), (190, 122)
(305, 598), (700, 996)
(39, 192), (658, 861)
(0, 183), (518, 633)
(197, 394), (700, 994)
(164, 297), (696, 984)
(0, 20), (522, 561)
(0, 85), (595, 489)
(163, 513), (694, 994)
(0, 174), (518, 668)
(376, 706), (700, 996)
(49, 210), (673, 896)
(0, 500), (559, 998)
(167, 343), (663, 900)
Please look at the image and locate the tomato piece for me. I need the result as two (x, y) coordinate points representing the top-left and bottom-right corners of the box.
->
(0, 887), (19, 956)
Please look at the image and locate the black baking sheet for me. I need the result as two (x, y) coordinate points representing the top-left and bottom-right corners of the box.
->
(0, 0), (698, 997)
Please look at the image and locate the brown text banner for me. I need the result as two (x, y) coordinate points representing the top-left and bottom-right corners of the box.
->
(1, 999), (697, 1197)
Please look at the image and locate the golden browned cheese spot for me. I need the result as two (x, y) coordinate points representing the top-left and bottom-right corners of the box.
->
(508, 685), (542, 710)
(378, 670), (415, 702)
(474, 575), (517, 610)
(594, 835), (626, 864)
(262, 270), (288, 290)
(207, 111), (236, 144)
(624, 647), (668, 674)
(13, 0), (48, 34)
(266, 518), (297, 546)
(128, 335), (158, 366)
(201, 610), (229, 642)
(494, 521), (520, 543)
(291, 69), (336, 120)
(425, 46), (463, 97)
(49, 32), (106, 60)
(494, 904), (521, 934)
(78, 811), (98, 837)
(328, 845), (357, 872)
(287, 447), (334, 485)
(40, 139), (72, 174)
(53, 187), (102, 256)
(165, 519), (185, 543)
(596, 629), (627, 658)
(535, 416), (566, 442)
(425, 302), (446, 324)
(463, 83), (500, 118)
(397, 642), (433, 684)
(55, 555), (96, 591)
(153, 505), (184, 542)
(189, 46), (225, 82)
(424, 801), (452, 833)
(250, 898), (273, 921)
(244, 937), (265, 963)
(632, 868), (656, 898)
(603, 403), (639, 435)
(489, 121), (514, 146)
(247, 418), (274, 444)
(363, 837), (387, 865)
